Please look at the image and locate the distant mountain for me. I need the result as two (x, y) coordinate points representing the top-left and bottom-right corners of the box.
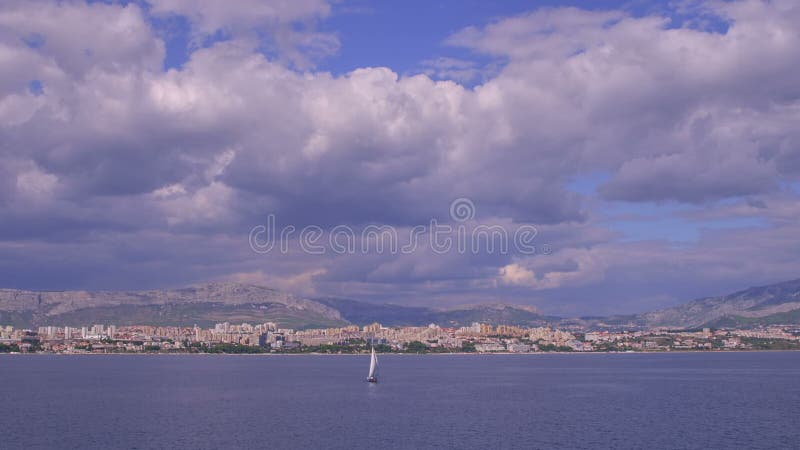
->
(428, 303), (555, 328)
(316, 298), (554, 328)
(0, 283), (555, 330)
(0, 283), (346, 329)
(631, 279), (800, 329)
(0, 282), (556, 330)
(4, 278), (800, 331)
(314, 298), (439, 326)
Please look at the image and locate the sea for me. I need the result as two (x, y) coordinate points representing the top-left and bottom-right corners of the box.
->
(1, 352), (799, 450)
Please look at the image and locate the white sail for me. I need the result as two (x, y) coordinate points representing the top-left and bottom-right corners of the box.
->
(368, 346), (378, 378)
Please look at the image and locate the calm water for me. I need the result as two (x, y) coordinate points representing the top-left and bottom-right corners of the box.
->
(1, 352), (799, 449)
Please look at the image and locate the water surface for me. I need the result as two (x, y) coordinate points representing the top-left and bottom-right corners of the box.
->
(2, 352), (798, 449)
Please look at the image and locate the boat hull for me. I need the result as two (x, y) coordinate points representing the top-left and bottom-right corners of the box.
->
(366, 377), (378, 383)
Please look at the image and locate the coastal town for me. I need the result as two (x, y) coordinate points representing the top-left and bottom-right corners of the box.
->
(1, 321), (799, 354)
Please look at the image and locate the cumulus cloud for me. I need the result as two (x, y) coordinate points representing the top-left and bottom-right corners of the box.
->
(0, 0), (164, 78)
(226, 268), (327, 297)
(499, 248), (606, 291)
(1, 0), (799, 314)
(499, 263), (536, 286)
(450, 1), (800, 203)
(147, 0), (338, 68)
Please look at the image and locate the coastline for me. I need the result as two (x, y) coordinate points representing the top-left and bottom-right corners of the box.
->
(2, 349), (799, 356)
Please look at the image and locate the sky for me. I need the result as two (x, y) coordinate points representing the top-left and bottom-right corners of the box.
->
(1, 0), (800, 315)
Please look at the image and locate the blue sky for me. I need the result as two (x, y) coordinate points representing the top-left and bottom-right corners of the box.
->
(151, 0), (733, 76)
(153, 1), (635, 71)
(1, 0), (798, 315)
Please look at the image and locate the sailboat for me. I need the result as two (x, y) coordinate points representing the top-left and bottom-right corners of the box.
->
(366, 345), (378, 383)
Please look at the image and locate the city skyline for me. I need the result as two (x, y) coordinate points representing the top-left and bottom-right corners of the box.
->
(4, 319), (798, 355)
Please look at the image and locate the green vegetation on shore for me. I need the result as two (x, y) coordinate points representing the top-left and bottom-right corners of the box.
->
(0, 343), (20, 353)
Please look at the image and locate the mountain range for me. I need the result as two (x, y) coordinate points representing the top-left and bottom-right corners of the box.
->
(2, 278), (800, 330)
(0, 283), (344, 330)
(630, 278), (800, 329)
(315, 298), (555, 328)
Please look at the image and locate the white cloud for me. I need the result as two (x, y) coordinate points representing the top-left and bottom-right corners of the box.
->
(227, 268), (327, 297)
(499, 263), (536, 286)
(147, 0), (337, 68)
(15, 164), (58, 200)
(498, 249), (606, 290)
(0, 1), (800, 313)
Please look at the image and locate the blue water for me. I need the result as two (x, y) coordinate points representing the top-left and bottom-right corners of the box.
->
(1, 352), (799, 449)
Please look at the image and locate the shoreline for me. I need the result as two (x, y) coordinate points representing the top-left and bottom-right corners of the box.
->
(2, 349), (799, 356)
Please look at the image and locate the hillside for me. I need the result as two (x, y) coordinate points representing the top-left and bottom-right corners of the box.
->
(317, 298), (554, 328)
(633, 279), (800, 328)
(0, 283), (557, 330)
(0, 283), (346, 329)
(4, 278), (800, 331)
